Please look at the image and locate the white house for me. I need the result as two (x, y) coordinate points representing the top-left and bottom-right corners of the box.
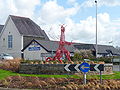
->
(0, 15), (49, 59)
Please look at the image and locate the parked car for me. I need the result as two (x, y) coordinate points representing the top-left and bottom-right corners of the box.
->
(0, 53), (14, 60)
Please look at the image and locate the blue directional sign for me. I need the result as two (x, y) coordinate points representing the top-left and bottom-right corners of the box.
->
(79, 62), (90, 72)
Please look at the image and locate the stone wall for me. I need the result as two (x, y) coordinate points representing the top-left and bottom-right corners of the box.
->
(19, 64), (113, 75)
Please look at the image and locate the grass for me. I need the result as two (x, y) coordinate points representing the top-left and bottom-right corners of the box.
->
(0, 69), (17, 80)
(0, 69), (120, 80)
(21, 74), (80, 79)
(87, 71), (120, 79)
(0, 69), (80, 80)
(102, 71), (120, 79)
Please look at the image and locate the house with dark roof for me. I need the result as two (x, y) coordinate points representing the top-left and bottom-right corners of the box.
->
(21, 39), (120, 60)
(21, 39), (75, 60)
(0, 15), (49, 58)
(74, 44), (120, 57)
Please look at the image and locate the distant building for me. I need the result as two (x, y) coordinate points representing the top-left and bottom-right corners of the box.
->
(0, 15), (119, 60)
(21, 39), (120, 60)
(74, 44), (120, 57)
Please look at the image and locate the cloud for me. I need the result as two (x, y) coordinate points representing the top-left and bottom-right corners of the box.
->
(98, 13), (110, 24)
(82, 0), (120, 7)
(0, 0), (120, 47)
(69, 13), (120, 46)
(13, 0), (40, 16)
(38, 0), (80, 24)
(0, 0), (40, 24)
(67, 0), (76, 4)
(67, 0), (77, 6)
(64, 16), (96, 43)
(99, 0), (120, 7)
(41, 12), (120, 47)
(71, 13), (120, 46)
(36, 1), (120, 47)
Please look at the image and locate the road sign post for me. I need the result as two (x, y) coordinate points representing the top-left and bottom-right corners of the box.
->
(64, 63), (104, 84)
(90, 64), (104, 84)
(100, 71), (102, 84)
(84, 72), (86, 84)
(64, 62), (90, 84)
(79, 62), (90, 84)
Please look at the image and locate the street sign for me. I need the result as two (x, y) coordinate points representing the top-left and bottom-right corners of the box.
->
(64, 63), (90, 72)
(64, 64), (80, 72)
(79, 62), (90, 72)
(90, 64), (104, 72)
(64, 64), (104, 72)
(64, 63), (104, 85)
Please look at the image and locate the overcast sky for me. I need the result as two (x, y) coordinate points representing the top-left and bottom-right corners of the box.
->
(0, 0), (120, 47)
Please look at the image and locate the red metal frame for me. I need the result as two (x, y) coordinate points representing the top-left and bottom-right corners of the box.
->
(46, 25), (72, 63)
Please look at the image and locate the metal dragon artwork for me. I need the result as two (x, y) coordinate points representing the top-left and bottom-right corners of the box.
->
(46, 25), (72, 63)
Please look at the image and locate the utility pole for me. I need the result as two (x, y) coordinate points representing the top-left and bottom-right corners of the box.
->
(95, 0), (98, 58)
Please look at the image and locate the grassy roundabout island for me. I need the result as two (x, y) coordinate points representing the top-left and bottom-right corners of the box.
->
(0, 59), (120, 89)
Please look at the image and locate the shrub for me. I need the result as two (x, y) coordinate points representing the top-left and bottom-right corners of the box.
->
(72, 50), (95, 61)
(0, 58), (22, 72)
(2, 76), (120, 89)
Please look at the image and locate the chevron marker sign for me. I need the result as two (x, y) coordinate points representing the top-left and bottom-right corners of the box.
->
(64, 64), (104, 72)
(64, 62), (90, 72)
(64, 64), (81, 72)
(90, 64), (104, 72)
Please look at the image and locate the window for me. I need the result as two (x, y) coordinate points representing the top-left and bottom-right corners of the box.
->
(8, 35), (13, 48)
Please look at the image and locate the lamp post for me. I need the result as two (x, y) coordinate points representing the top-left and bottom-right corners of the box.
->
(95, 0), (98, 58)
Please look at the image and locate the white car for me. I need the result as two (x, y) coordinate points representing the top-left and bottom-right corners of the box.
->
(0, 53), (14, 60)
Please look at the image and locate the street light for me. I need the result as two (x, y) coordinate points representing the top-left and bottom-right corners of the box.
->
(95, 0), (98, 58)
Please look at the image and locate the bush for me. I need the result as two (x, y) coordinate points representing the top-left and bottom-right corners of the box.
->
(0, 59), (22, 72)
(93, 57), (113, 63)
(72, 50), (95, 61)
(1, 76), (120, 89)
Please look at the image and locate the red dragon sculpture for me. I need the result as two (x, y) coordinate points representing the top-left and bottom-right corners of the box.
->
(46, 25), (72, 63)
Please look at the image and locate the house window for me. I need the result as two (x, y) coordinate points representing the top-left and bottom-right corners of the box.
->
(8, 35), (13, 48)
